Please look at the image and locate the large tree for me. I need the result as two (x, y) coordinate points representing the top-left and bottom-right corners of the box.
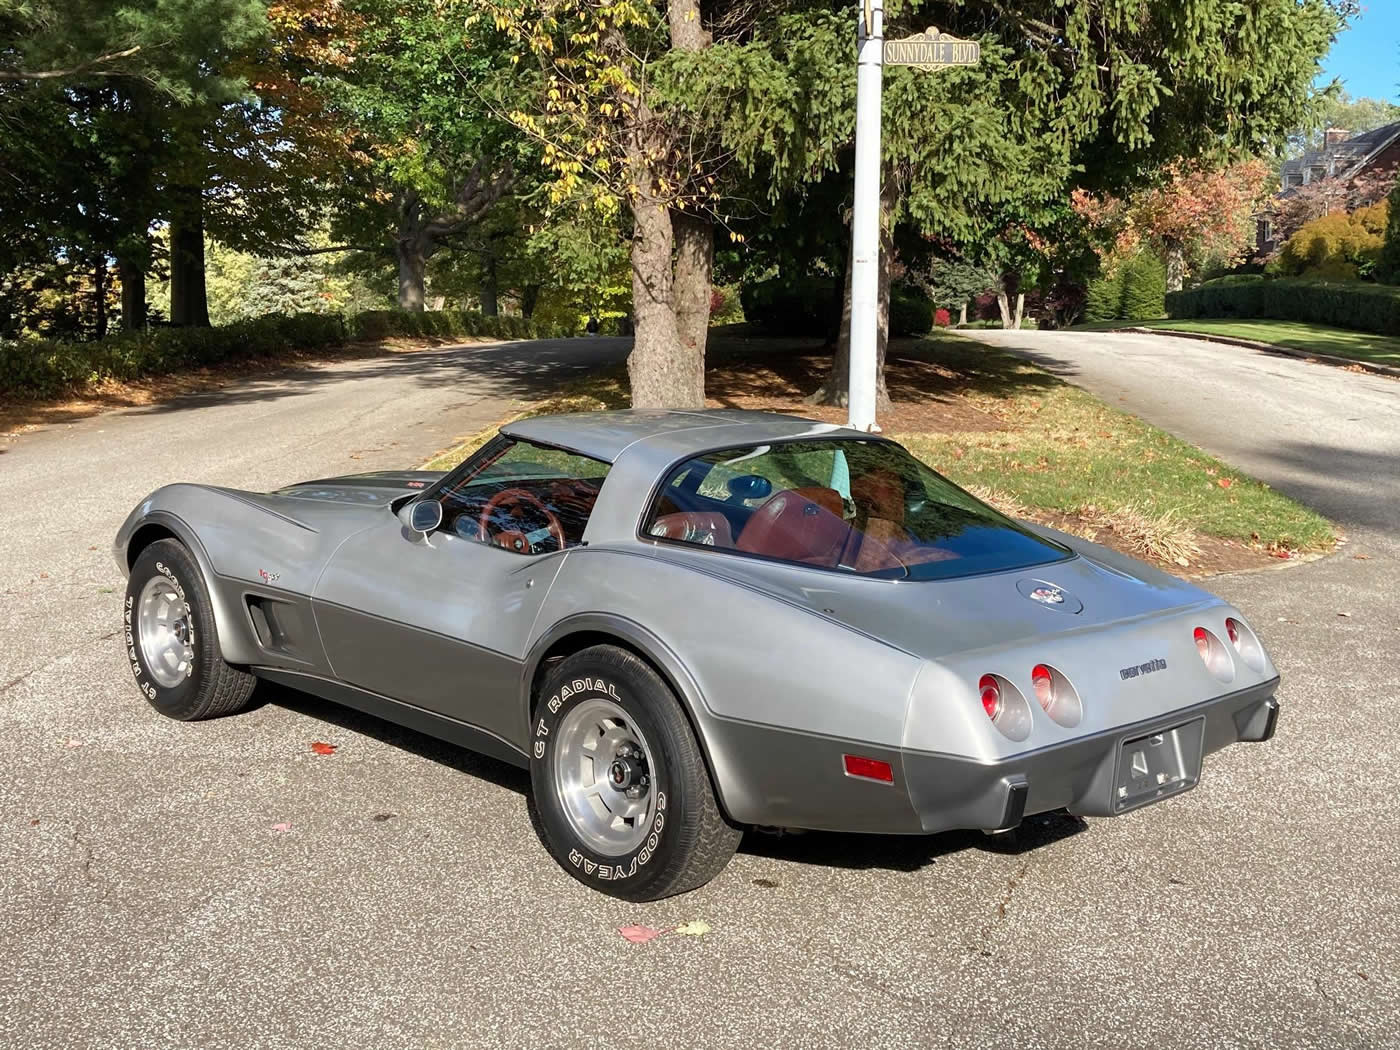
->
(305, 0), (521, 312)
(666, 0), (1345, 406)
(483, 0), (731, 408)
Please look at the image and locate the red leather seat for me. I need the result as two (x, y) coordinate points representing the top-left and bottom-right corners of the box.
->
(850, 469), (910, 572)
(736, 487), (852, 567)
(648, 512), (735, 548)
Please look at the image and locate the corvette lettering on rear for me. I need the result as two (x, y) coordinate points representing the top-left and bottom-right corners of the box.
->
(1119, 658), (1168, 681)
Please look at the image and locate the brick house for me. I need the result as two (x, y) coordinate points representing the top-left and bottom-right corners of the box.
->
(1256, 122), (1400, 254)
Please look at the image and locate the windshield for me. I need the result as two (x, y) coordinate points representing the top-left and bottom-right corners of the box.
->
(643, 438), (1071, 580)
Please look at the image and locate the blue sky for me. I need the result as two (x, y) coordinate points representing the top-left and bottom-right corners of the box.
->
(1320, 3), (1399, 101)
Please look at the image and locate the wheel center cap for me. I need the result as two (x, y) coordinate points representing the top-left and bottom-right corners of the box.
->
(608, 752), (647, 793)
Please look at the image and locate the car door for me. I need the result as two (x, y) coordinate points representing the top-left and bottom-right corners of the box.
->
(312, 437), (609, 752)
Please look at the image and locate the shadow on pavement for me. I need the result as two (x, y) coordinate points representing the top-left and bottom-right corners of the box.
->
(737, 808), (1086, 874)
(121, 337), (634, 418)
(263, 682), (531, 796)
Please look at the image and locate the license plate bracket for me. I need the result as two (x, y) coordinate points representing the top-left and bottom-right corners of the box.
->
(1113, 717), (1205, 813)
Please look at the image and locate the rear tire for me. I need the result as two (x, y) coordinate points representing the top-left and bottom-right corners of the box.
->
(529, 645), (741, 901)
(123, 539), (256, 721)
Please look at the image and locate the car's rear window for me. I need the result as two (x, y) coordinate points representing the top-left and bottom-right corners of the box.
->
(643, 438), (1071, 580)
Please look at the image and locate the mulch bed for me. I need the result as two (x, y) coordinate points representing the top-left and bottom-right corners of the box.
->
(704, 344), (1003, 433)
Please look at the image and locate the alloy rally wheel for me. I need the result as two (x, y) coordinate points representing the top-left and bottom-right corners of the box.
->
(529, 645), (741, 901)
(123, 539), (256, 721)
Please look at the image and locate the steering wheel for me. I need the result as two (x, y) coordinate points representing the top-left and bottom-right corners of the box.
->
(478, 487), (566, 554)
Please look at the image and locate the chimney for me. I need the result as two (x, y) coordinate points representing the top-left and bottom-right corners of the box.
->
(1324, 127), (1351, 149)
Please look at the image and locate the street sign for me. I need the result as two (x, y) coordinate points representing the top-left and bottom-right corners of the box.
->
(847, 7), (982, 433)
(884, 27), (980, 69)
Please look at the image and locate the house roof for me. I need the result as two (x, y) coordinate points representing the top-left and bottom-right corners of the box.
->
(1282, 120), (1400, 181)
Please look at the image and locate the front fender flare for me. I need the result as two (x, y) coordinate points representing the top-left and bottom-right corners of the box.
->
(119, 510), (262, 666)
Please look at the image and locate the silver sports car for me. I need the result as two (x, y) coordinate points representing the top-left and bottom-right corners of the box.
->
(115, 409), (1280, 900)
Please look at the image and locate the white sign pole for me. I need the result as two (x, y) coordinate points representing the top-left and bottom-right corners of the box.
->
(847, 0), (883, 433)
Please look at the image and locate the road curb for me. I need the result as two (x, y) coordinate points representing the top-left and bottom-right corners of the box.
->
(1116, 326), (1400, 381)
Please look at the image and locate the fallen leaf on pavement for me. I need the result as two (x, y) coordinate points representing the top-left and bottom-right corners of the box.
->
(271, 823), (292, 833)
(29, 819), (39, 826)
(674, 921), (711, 937)
(1337, 611), (1352, 618)
(310, 741), (336, 755)
(618, 924), (662, 944)
(371, 813), (396, 822)
(1354, 554), (1371, 560)
(64, 739), (83, 748)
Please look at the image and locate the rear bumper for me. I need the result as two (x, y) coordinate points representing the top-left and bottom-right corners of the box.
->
(903, 678), (1280, 833)
(703, 678), (1279, 834)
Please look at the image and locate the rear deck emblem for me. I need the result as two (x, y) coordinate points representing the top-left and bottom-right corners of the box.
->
(1016, 578), (1083, 614)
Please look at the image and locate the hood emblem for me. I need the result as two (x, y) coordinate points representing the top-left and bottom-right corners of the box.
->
(258, 569), (281, 584)
(1016, 578), (1083, 614)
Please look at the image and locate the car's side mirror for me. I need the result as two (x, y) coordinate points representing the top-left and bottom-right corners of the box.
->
(408, 498), (444, 534)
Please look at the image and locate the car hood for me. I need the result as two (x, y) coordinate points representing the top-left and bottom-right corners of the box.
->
(194, 470), (446, 533)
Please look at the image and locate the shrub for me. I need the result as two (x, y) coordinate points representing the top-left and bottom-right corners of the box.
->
(889, 285), (934, 336)
(1378, 183), (1400, 285)
(1119, 253), (1167, 320)
(1, 307), (558, 400)
(1277, 206), (1386, 278)
(1166, 275), (1400, 336)
(934, 307), (952, 327)
(1082, 252), (1165, 321)
(740, 275), (839, 336)
(1082, 268), (1124, 322)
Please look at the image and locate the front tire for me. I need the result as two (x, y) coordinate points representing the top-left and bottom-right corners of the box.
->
(529, 645), (741, 901)
(123, 539), (256, 721)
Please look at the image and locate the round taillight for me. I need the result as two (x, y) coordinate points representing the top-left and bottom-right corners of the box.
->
(1192, 626), (1234, 682)
(1029, 663), (1082, 728)
(1031, 664), (1053, 709)
(1222, 615), (1267, 672)
(979, 674), (1002, 720)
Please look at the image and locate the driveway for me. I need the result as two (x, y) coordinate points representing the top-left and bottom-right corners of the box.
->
(2, 333), (1397, 1048)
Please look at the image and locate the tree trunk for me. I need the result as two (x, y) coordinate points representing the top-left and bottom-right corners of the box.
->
(996, 290), (1011, 328)
(117, 259), (146, 331)
(480, 248), (499, 316)
(811, 175), (896, 410)
(958, 302), (968, 327)
(1013, 292), (1025, 330)
(1165, 239), (1185, 293)
(628, 195), (697, 407)
(672, 211), (712, 381)
(808, 257), (855, 407)
(397, 238), (427, 312)
(169, 181), (209, 327)
(521, 284), (540, 319)
(872, 185), (894, 412)
(94, 259), (108, 340)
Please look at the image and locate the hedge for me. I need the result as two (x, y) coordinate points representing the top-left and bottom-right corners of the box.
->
(741, 275), (934, 337)
(1165, 276), (1400, 336)
(0, 308), (567, 400)
(1084, 252), (1167, 322)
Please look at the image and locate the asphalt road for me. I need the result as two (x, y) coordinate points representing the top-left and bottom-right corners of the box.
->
(2, 332), (1397, 1049)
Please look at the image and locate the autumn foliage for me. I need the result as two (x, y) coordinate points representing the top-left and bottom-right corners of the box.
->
(1074, 159), (1273, 289)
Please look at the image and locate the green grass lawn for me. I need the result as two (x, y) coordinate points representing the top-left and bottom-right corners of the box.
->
(893, 337), (1335, 552)
(1078, 317), (1400, 366)
(423, 331), (1337, 557)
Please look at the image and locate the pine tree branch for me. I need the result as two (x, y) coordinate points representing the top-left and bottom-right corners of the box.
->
(0, 45), (143, 81)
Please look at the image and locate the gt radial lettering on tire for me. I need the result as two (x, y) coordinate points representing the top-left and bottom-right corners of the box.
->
(528, 644), (740, 901)
(122, 539), (256, 722)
